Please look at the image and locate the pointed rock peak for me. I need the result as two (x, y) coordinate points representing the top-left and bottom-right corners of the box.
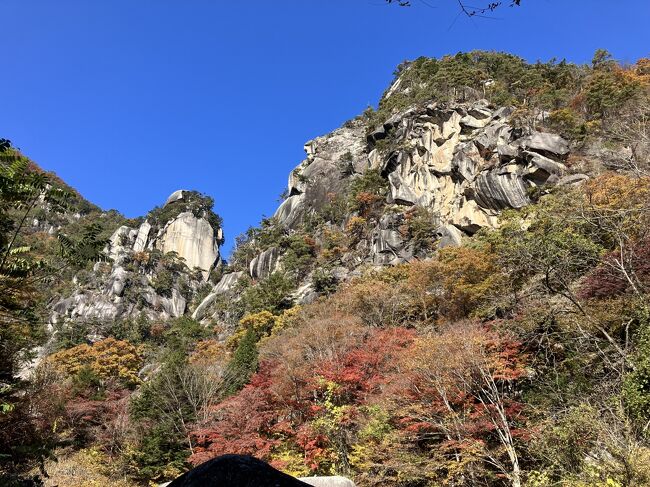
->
(165, 189), (187, 206)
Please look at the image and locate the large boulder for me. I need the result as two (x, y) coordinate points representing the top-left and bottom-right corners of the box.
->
(435, 224), (465, 248)
(165, 189), (186, 206)
(473, 171), (531, 210)
(167, 455), (310, 487)
(518, 131), (570, 158)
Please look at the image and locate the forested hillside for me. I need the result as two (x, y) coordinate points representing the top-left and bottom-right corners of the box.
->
(2, 50), (650, 487)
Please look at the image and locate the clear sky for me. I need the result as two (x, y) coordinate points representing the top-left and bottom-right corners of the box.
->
(2, 0), (649, 256)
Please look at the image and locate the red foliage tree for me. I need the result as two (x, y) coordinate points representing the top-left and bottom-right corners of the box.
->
(188, 327), (416, 473)
(392, 322), (528, 486)
(190, 363), (283, 465)
(579, 235), (650, 299)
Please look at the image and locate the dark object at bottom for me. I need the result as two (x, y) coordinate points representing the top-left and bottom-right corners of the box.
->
(168, 454), (311, 486)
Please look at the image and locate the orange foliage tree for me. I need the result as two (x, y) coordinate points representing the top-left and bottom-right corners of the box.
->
(393, 322), (528, 486)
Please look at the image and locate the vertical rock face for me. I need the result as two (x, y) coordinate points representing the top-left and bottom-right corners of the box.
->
(157, 211), (220, 280)
(276, 99), (571, 240)
(275, 119), (367, 228)
(249, 247), (279, 279)
(192, 271), (244, 321)
(133, 221), (151, 252)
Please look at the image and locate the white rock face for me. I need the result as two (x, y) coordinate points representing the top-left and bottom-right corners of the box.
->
(133, 220), (151, 252)
(192, 271), (244, 321)
(161, 288), (186, 317)
(107, 225), (133, 260)
(298, 476), (356, 487)
(109, 266), (129, 296)
(249, 247), (279, 279)
(165, 189), (186, 206)
(157, 212), (220, 280)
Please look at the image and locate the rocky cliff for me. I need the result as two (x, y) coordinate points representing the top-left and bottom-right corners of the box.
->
(278, 99), (575, 236)
(46, 61), (589, 344)
(49, 190), (223, 342)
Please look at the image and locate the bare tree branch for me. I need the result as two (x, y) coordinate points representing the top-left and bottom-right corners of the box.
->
(386, 0), (522, 16)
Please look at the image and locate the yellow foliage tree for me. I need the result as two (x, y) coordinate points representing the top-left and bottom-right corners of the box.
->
(47, 337), (142, 388)
(227, 307), (302, 350)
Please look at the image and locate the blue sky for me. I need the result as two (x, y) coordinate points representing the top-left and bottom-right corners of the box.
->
(2, 0), (649, 256)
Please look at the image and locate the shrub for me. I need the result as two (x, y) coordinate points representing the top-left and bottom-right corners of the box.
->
(348, 169), (387, 216)
(151, 269), (174, 297)
(223, 328), (259, 396)
(344, 216), (367, 244)
(239, 272), (295, 315)
(227, 311), (277, 350)
(401, 207), (438, 255)
(312, 268), (338, 295)
(163, 316), (210, 351)
(548, 107), (587, 140)
(337, 151), (354, 176)
(281, 233), (316, 281)
(318, 193), (349, 226)
(623, 311), (650, 424)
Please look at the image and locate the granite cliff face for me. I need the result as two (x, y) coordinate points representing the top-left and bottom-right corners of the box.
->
(157, 212), (221, 280)
(191, 94), (583, 322)
(46, 66), (585, 340)
(277, 100), (575, 236)
(49, 190), (223, 335)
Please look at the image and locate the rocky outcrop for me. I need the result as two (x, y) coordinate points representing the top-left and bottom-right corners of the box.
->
(275, 119), (367, 228)
(107, 190), (223, 281)
(518, 132), (570, 158)
(51, 270), (190, 327)
(249, 247), (279, 279)
(157, 211), (220, 280)
(133, 220), (151, 252)
(376, 102), (570, 233)
(107, 225), (138, 262)
(436, 224), (465, 248)
(165, 189), (186, 206)
(278, 99), (570, 242)
(48, 190), (223, 339)
(192, 271), (245, 321)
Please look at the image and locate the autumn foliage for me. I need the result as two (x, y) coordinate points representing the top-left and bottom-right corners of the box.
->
(48, 337), (143, 388)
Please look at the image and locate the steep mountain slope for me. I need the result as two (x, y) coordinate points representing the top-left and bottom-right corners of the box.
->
(3, 51), (650, 487)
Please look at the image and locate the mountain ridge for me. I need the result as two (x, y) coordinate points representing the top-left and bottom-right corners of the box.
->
(2, 50), (650, 486)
